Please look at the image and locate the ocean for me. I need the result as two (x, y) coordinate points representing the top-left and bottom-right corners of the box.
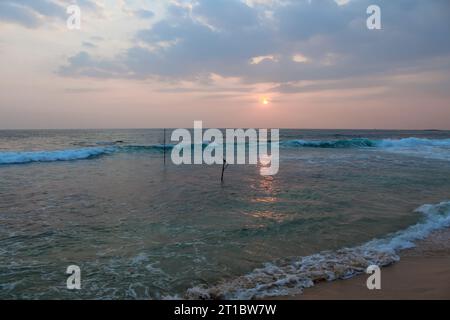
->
(1, 129), (450, 299)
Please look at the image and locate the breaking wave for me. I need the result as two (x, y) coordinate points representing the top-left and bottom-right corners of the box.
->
(185, 200), (450, 299)
(0, 147), (114, 165)
(281, 138), (376, 148)
(282, 137), (450, 149)
(377, 137), (450, 148)
(2, 138), (450, 165)
(0, 144), (175, 165)
(281, 137), (450, 161)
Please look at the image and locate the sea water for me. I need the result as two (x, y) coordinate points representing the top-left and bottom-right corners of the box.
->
(1, 129), (450, 299)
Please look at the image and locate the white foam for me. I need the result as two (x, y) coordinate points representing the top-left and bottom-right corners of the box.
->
(376, 138), (450, 161)
(185, 201), (450, 299)
(0, 147), (113, 165)
(377, 138), (450, 148)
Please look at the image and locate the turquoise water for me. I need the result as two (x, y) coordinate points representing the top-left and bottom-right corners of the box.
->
(1, 129), (450, 299)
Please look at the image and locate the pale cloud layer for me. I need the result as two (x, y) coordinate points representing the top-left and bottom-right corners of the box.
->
(0, 0), (450, 129)
(0, 0), (102, 27)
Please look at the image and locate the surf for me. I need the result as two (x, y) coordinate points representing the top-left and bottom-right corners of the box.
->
(281, 137), (450, 149)
(281, 138), (376, 148)
(0, 147), (114, 165)
(2, 137), (450, 166)
(184, 200), (450, 299)
(0, 144), (174, 165)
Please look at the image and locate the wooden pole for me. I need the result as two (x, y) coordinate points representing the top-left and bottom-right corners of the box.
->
(163, 128), (166, 165)
(221, 158), (228, 182)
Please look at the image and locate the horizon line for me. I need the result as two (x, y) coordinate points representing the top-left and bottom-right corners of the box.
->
(0, 127), (448, 131)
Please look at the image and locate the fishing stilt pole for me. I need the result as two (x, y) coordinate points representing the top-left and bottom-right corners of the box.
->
(163, 128), (166, 165)
(221, 158), (229, 182)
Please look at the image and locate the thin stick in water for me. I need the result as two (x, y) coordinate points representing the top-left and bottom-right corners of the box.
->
(163, 128), (166, 165)
(221, 158), (229, 182)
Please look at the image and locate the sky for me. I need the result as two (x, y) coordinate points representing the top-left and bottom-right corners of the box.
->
(0, 0), (449, 129)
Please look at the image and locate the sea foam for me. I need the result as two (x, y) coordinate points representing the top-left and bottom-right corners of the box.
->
(281, 137), (450, 149)
(377, 137), (450, 148)
(0, 144), (174, 165)
(185, 200), (450, 299)
(2, 137), (450, 165)
(281, 138), (376, 148)
(0, 147), (113, 165)
(280, 137), (450, 161)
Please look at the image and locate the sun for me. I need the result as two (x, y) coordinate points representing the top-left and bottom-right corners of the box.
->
(261, 97), (270, 105)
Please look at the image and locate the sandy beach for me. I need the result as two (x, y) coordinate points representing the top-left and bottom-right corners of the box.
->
(277, 228), (450, 300)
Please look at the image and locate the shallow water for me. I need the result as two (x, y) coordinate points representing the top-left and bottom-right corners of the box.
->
(1, 129), (450, 299)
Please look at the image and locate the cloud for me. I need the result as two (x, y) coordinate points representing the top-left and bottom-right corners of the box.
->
(82, 41), (97, 49)
(64, 87), (105, 93)
(0, 0), (101, 28)
(0, 2), (42, 28)
(58, 0), (450, 90)
(59, 51), (128, 78)
(134, 9), (155, 19)
(193, 0), (259, 31)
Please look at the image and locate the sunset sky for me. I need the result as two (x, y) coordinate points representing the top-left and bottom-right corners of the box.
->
(0, 0), (449, 129)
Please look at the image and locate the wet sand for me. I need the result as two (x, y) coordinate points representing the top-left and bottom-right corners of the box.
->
(278, 229), (450, 300)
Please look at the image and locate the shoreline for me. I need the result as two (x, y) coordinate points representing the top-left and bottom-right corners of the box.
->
(274, 228), (450, 300)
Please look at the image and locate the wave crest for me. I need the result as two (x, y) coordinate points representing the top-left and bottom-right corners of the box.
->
(378, 137), (450, 148)
(0, 144), (175, 165)
(2, 137), (450, 165)
(281, 137), (450, 149)
(281, 138), (376, 148)
(185, 201), (450, 299)
(0, 147), (114, 165)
